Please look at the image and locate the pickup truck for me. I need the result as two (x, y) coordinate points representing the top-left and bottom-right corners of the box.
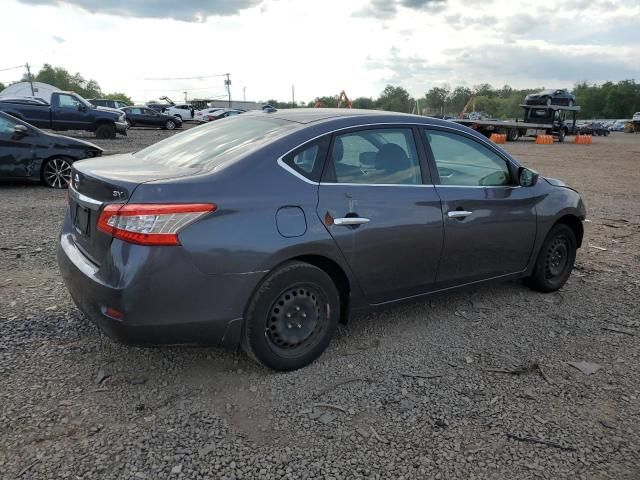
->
(0, 91), (128, 139)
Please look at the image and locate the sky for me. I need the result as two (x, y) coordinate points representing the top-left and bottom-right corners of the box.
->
(0, 0), (638, 104)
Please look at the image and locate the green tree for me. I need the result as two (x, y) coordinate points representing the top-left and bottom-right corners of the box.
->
(103, 92), (133, 105)
(0, 81), (5, 92)
(351, 96), (375, 109)
(26, 63), (103, 99)
(376, 85), (413, 113)
(424, 86), (450, 115)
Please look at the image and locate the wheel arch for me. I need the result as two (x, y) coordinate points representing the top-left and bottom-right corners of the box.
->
(554, 214), (584, 248)
(255, 254), (352, 324)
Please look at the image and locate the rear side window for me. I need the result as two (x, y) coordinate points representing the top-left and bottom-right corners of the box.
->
(282, 136), (330, 182)
(324, 128), (422, 185)
(135, 116), (298, 168)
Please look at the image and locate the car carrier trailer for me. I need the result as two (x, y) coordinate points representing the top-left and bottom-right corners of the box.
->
(454, 104), (581, 142)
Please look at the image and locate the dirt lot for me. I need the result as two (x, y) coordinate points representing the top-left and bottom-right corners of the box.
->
(1, 131), (639, 479)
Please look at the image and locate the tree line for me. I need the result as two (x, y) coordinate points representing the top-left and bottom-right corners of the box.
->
(269, 81), (639, 120)
(4, 64), (638, 119)
(4, 64), (133, 105)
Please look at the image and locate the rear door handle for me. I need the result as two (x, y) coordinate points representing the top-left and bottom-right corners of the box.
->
(447, 210), (473, 219)
(334, 217), (370, 226)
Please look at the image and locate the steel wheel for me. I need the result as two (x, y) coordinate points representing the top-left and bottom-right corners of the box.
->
(165, 120), (176, 130)
(42, 158), (72, 189)
(527, 224), (577, 293)
(544, 235), (569, 280)
(265, 285), (327, 357)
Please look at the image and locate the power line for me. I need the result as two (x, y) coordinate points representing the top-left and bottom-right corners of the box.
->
(141, 73), (230, 81)
(0, 64), (25, 72)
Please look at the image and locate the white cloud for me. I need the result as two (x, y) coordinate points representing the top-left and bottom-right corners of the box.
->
(0, 0), (637, 103)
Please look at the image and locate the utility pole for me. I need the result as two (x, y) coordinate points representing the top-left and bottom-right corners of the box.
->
(224, 73), (231, 108)
(292, 85), (295, 108)
(25, 63), (34, 96)
(243, 87), (246, 102)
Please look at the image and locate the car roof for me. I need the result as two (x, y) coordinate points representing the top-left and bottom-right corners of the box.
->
(244, 108), (459, 128)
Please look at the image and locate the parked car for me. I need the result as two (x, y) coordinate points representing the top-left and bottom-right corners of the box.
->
(0, 91), (128, 139)
(89, 98), (130, 110)
(146, 103), (170, 113)
(164, 104), (195, 121)
(58, 109), (585, 371)
(121, 106), (182, 130)
(204, 108), (244, 121)
(633, 112), (640, 122)
(525, 89), (575, 107)
(0, 112), (102, 188)
(610, 121), (626, 132)
(579, 122), (610, 136)
(194, 108), (224, 122)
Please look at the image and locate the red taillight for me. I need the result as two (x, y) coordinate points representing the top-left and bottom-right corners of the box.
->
(206, 115), (217, 121)
(97, 203), (216, 246)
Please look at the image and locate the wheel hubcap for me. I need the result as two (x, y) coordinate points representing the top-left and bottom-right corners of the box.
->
(266, 287), (323, 350)
(545, 236), (569, 279)
(44, 159), (71, 188)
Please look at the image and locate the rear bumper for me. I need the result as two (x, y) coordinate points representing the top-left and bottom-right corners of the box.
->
(115, 121), (128, 136)
(57, 230), (265, 348)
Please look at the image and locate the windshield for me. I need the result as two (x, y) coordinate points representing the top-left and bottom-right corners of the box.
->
(134, 115), (298, 168)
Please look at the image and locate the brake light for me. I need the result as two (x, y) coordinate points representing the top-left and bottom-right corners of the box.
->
(97, 203), (216, 246)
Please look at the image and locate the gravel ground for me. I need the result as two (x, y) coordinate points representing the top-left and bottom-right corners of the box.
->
(1, 132), (639, 479)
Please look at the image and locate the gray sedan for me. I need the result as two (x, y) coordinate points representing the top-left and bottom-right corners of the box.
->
(57, 109), (586, 370)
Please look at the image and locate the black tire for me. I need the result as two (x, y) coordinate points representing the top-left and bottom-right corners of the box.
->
(526, 224), (577, 293)
(507, 128), (520, 141)
(41, 157), (72, 189)
(558, 128), (566, 143)
(242, 261), (340, 371)
(568, 100), (574, 107)
(95, 123), (116, 139)
(165, 119), (176, 130)
(545, 97), (552, 106)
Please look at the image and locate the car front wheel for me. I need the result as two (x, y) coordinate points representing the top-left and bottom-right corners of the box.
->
(165, 119), (176, 130)
(242, 261), (340, 371)
(546, 97), (552, 106)
(526, 224), (577, 292)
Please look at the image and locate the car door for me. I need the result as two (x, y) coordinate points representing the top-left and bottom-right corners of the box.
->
(422, 128), (537, 288)
(141, 108), (163, 126)
(317, 126), (444, 304)
(0, 115), (35, 178)
(53, 93), (91, 130)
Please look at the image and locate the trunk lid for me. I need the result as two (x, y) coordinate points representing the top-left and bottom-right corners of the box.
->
(68, 153), (201, 265)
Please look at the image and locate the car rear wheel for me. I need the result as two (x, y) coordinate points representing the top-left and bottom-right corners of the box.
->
(507, 128), (519, 141)
(42, 157), (72, 189)
(242, 261), (340, 371)
(546, 97), (552, 106)
(526, 224), (576, 293)
(165, 119), (176, 130)
(95, 123), (116, 139)
(568, 100), (574, 107)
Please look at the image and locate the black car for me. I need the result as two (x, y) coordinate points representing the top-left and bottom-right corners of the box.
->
(525, 89), (576, 107)
(121, 106), (182, 130)
(579, 122), (610, 136)
(89, 98), (130, 110)
(0, 112), (102, 188)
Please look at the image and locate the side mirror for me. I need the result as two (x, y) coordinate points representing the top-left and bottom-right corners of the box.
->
(518, 166), (539, 187)
(13, 124), (29, 137)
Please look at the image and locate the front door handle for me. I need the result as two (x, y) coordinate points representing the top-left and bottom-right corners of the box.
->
(334, 217), (370, 226)
(447, 210), (473, 219)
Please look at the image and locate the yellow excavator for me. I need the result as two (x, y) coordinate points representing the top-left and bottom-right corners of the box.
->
(459, 96), (476, 118)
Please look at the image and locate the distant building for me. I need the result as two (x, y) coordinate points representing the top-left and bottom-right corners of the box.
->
(0, 81), (61, 103)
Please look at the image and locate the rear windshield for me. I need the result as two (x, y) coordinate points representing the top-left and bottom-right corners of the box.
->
(134, 115), (297, 168)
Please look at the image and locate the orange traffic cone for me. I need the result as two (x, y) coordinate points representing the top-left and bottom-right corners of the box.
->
(535, 135), (553, 144)
(490, 133), (506, 144)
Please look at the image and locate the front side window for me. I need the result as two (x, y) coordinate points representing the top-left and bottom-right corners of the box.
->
(424, 130), (511, 187)
(0, 115), (16, 134)
(325, 128), (422, 185)
(58, 94), (82, 109)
